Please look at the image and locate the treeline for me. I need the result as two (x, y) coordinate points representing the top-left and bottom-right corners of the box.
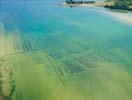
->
(105, 0), (132, 10)
(66, 0), (95, 4)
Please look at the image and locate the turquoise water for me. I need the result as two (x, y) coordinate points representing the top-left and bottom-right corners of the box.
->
(0, 0), (132, 100)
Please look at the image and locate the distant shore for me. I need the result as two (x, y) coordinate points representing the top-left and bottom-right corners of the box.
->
(62, 1), (114, 7)
(62, 1), (132, 11)
(62, 2), (95, 7)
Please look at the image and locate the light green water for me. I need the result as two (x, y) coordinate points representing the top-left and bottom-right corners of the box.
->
(0, 0), (132, 100)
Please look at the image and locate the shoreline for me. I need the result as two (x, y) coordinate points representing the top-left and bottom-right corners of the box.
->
(61, 1), (114, 7)
(61, 2), (132, 26)
(111, 13), (132, 25)
(62, 3), (96, 7)
(62, 1), (132, 11)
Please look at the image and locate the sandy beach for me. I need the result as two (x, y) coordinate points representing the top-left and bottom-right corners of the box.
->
(101, 10), (132, 25)
(111, 13), (132, 25)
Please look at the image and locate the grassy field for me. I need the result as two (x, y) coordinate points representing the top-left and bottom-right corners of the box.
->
(95, 1), (114, 7)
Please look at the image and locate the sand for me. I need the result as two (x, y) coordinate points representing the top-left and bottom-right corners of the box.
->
(111, 13), (132, 25)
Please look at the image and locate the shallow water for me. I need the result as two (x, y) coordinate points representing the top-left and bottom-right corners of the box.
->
(0, 0), (132, 100)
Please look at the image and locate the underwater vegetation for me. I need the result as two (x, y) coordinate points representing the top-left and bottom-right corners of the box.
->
(0, 0), (132, 99)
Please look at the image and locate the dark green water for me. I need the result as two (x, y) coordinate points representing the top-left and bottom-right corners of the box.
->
(0, 0), (132, 100)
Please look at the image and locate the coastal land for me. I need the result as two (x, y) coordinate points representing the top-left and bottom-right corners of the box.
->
(62, 1), (114, 7)
(63, 0), (132, 11)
